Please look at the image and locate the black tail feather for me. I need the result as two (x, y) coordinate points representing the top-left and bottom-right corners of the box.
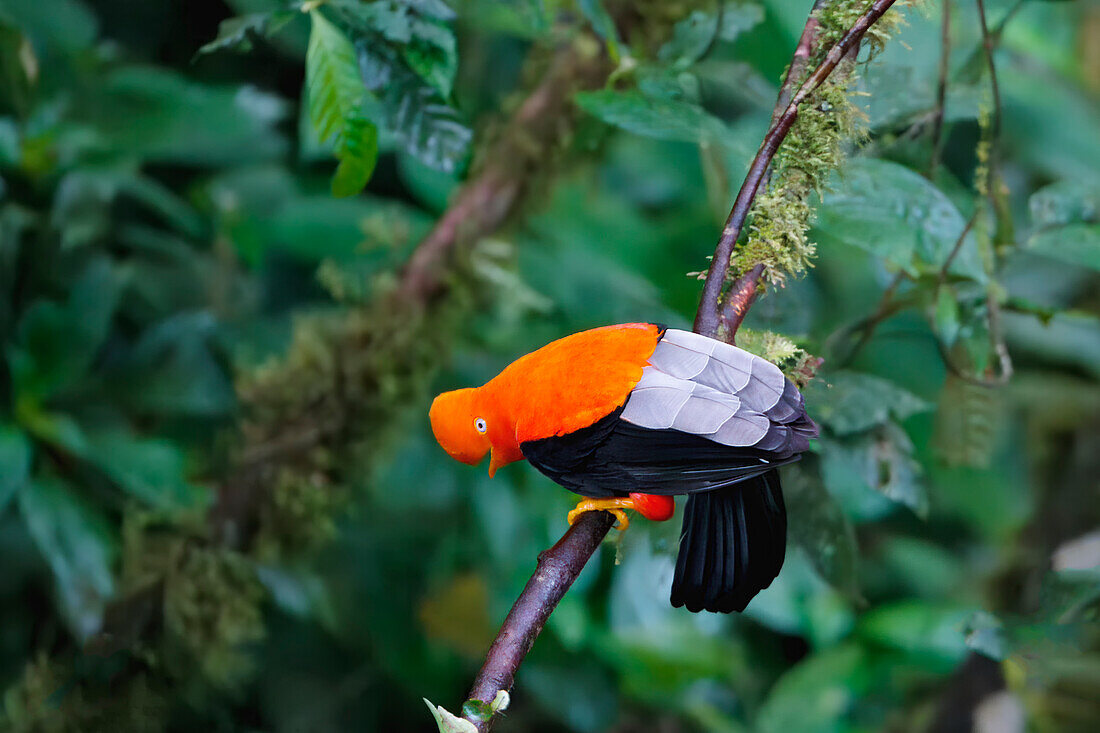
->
(670, 470), (787, 613)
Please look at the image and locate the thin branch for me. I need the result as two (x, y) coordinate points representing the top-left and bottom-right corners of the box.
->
(717, 263), (765, 339)
(975, 0), (1002, 144)
(928, 0), (951, 176)
(694, 0), (901, 339)
(463, 511), (616, 732)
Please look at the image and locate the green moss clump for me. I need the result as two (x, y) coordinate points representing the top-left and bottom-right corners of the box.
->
(1, 654), (167, 733)
(163, 548), (265, 689)
(254, 467), (343, 561)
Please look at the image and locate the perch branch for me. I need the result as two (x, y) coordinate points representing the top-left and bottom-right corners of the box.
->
(463, 511), (616, 732)
(460, 2), (902, 729)
(694, 0), (901, 340)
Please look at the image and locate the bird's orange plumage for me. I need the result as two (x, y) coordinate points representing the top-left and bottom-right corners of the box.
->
(486, 323), (660, 443)
(429, 323), (660, 475)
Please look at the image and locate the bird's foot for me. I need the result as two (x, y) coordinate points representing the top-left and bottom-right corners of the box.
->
(567, 498), (634, 531)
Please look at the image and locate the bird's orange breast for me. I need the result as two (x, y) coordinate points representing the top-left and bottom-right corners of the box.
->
(482, 323), (661, 445)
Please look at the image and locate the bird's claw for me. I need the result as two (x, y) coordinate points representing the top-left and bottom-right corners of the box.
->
(567, 498), (633, 531)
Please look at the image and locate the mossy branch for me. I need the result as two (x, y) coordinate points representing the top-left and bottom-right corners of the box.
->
(695, 0), (903, 341)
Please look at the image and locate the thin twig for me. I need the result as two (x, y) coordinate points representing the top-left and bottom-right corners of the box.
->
(827, 270), (908, 366)
(928, 0), (951, 176)
(694, 0), (901, 339)
(929, 0), (1012, 388)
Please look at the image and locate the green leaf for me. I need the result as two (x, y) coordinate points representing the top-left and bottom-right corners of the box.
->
(94, 67), (288, 165)
(658, 10), (719, 69)
(86, 432), (207, 510)
(1028, 181), (1100, 228)
(0, 423), (32, 514)
(307, 9), (366, 141)
(8, 258), (126, 398)
(357, 44), (470, 172)
(306, 9), (379, 195)
(17, 477), (116, 638)
(756, 643), (867, 733)
(816, 159), (985, 282)
(804, 371), (931, 436)
(784, 464), (861, 600)
(934, 286), (961, 347)
(1027, 223), (1100, 271)
(857, 601), (972, 669)
(402, 18), (458, 97)
(196, 12), (295, 56)
(821, 424), (929, 518)
(575, 89), (729, 144)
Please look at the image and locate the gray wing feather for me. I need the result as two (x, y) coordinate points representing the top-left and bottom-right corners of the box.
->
(620, 329), (815, 455)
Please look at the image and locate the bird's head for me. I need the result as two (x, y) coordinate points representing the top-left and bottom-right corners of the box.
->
(430, 387), (523, 477)
(430, 388), (490, 465)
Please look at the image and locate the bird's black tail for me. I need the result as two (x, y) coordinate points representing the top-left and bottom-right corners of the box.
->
(670, 470), (786, 613)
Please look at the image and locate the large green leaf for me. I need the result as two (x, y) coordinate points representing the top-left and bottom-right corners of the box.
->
(1029, 180), (1100, 228)
(86, 432), (207, 510)
(7, 258), (125, 398)
(17, 478), (116, 638)
(93, 67), (287, 165)
(755, 643), (868, 733)
(356, 43), (470, 173)
(816, 158), (985, 281)
(575, 89), (730, 145)
(803, 370), (931, 436)
(306, 9), (379, 196)
(821, 425), (929, 518)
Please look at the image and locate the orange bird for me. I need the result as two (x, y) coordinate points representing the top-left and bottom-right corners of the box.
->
(429, 323), (817, 612)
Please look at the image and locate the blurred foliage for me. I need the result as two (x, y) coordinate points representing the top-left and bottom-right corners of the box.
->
(0, 0), (1098, 732)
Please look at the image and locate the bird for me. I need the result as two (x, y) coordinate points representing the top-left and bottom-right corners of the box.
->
(429, 323), (818, 613)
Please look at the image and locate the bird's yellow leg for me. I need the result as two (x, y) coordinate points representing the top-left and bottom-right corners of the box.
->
(567, 497), (634, 531)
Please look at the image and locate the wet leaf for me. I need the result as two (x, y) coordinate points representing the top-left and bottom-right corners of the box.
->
(575, 89), (729, 144)
(307, 9), (379, 196)
(816, 159), (985, 282)
(804, 371), (931, 436)
(1027, 223), (1100, 271)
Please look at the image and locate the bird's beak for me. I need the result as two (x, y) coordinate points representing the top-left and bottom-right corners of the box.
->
(488, 449), (505, 478)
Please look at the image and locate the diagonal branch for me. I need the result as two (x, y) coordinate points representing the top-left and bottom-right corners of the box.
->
(459, 2), (902, 730)
(694, 0), (901, 340)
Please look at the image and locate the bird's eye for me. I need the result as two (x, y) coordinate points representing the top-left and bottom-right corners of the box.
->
(474, 418), (487, 434)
